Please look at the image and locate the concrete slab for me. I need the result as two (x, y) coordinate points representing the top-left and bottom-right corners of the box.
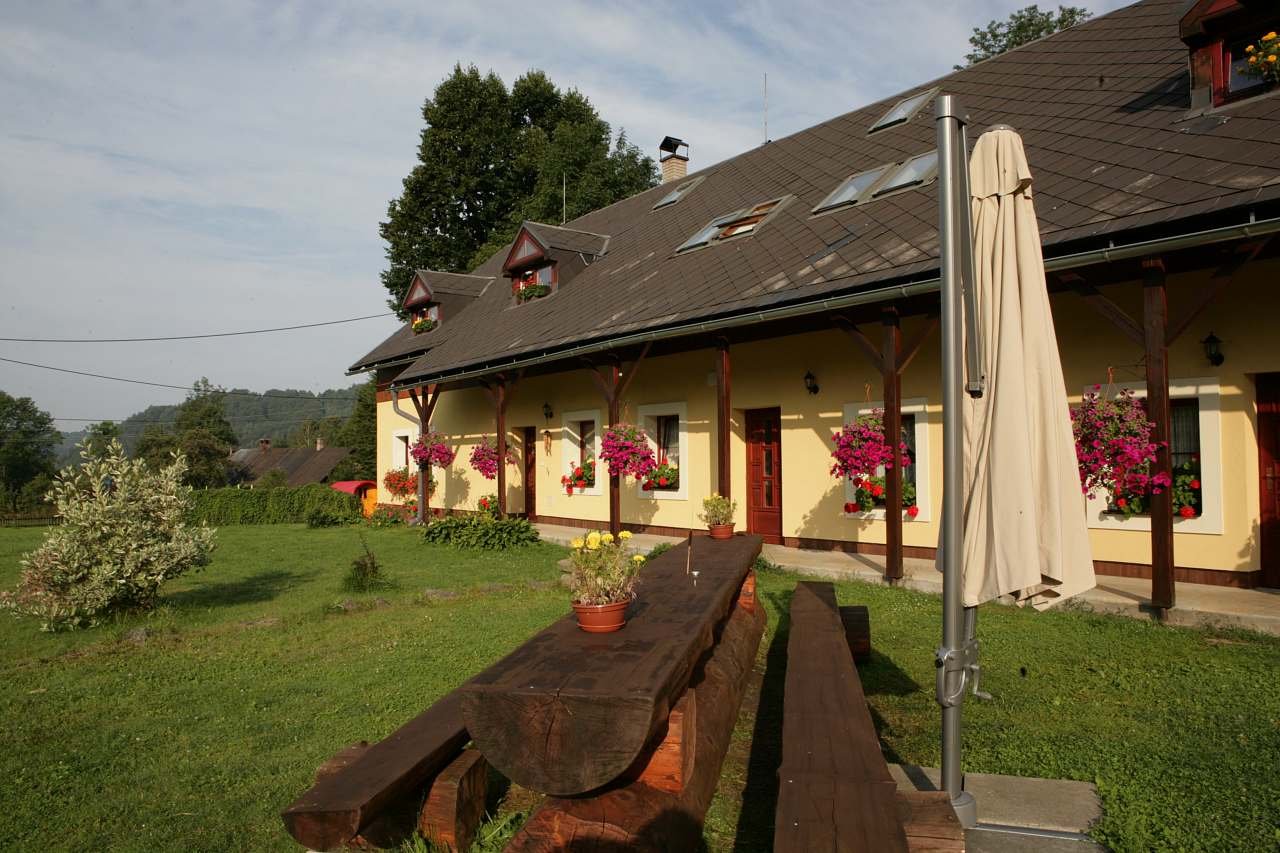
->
(966, 827), (1105, 853)
(889, 764), (1101, 835)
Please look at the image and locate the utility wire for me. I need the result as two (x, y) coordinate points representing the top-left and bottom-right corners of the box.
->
(0, 355), (362, 401)
(0, 312), (395, 343)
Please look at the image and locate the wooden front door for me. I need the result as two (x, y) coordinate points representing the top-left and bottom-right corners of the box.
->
(1259, 374), (1280, 588)
(522, 426), (537, 522)
(746, 407), (783, 544)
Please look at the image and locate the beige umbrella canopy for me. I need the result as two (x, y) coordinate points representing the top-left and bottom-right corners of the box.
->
(959, 127), (1095, 609)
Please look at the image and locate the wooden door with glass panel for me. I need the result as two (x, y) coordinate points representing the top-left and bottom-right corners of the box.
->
(746, 408), (783, 544)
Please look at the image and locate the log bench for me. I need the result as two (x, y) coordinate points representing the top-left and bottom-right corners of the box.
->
(775, 582), (964, 853)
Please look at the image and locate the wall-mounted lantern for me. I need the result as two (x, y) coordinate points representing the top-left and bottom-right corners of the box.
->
(803, 371), (820, 395)
(1200, 332), (1224, 367)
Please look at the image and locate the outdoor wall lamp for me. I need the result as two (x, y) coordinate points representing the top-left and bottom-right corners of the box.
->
(1201, 332), (1224, 367)
(803, 371), (820, 395)
(542, 402), (554, 420)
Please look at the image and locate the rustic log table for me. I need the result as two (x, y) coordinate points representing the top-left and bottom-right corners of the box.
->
(460, 533), (763, 797)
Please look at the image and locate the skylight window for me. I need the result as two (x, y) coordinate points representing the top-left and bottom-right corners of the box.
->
(873, 151), (939, 196)
(813, 164), (893, 213)
(653, 175), (705, 210)
(676, 198), (786, 253)
(869, 88), (937, 133)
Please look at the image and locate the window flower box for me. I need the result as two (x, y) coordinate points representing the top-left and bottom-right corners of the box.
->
(561, 459), (597, 495)
(412, 317), (437, 334)
(642, 461), (679, 492)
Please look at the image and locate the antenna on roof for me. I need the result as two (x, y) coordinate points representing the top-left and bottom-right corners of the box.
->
(763, 72), (769, 144)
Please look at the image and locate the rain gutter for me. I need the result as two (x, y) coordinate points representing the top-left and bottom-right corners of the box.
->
(391, 211), (1280, 391)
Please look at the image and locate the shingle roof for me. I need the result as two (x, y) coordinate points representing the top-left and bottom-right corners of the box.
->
(230, 446), (352, 486)
(349, 271), (494, 372)
(418, 271), (494, 296)
(521, 222), (610, 257)
(383, 0), (1280, 387)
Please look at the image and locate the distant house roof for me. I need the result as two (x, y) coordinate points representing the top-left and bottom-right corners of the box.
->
(360, 0), (1280, 389)
(230, 445), (352, 486)
(330, 480), (375, 495)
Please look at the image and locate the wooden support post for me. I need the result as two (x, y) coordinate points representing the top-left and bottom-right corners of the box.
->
(409, 385), (442, 524)
(1144, 259), (1174, 611)
(716, 338), (732, 499)
(418, 750), (489, 853)
(882, 308), (904, 583)
(607, 362), (622, 536)
(495, 381), (508, 517)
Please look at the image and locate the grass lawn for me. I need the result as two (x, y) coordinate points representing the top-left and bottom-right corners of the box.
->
(1, 524), (1277, 852)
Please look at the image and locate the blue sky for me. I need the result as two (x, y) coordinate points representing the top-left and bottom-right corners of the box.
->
(0, 0), (1128, 429)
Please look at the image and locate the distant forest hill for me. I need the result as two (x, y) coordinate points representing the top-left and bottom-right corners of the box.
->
(57, 384), (363, 463)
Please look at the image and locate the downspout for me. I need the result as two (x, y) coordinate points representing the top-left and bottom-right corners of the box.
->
(389, 389), (423, 523)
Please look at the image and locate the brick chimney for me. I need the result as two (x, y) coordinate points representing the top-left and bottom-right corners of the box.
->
(315, 437), (326, 451)
(658, 136), (689, 184)
(258, 437), (271, 451)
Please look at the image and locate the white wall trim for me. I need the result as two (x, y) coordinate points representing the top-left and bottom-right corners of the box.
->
(390, 428), (413, 471)
(839, 398), (931, 523)
(1081, 378), (1223, 536)
(561, 408), (603, 497)
(636, 401), (689, 501)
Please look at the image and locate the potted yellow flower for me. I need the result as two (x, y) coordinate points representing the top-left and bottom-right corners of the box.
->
(567, 530), (645, 633)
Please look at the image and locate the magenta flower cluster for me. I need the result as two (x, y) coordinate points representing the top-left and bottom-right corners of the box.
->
(600, 424), (657, 480)
(409, 432), (455, 469)
(468, 437), (514, 480)
(1070, 387), (1170, 514)
(830, 410), (911, 482)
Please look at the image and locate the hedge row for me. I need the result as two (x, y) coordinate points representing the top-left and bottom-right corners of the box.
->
(188, 485), (361, 525)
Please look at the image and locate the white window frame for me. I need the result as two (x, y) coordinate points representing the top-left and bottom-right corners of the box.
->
(1081, 378), (1222, 535)
(390, 429), (413, 472)
(561, 409), (603, 497)
(840, 398), (932, 522)
(636, 402), (689, 501)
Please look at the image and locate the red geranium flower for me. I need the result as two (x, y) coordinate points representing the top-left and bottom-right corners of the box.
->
(574, 467), (584, 477)
(642, 481), (654, 491)
(1190, 479), (1200, 490)
(1116, 497), (1127, 508)
(575, 479), (586, 488)
(871, 484), (884, 498)
(1179, 505), (1196, 518)
(843, 501), (855, 513)
(850, 503), (862, 513)
(565, 485), (574, 495)
(906, 505), (919, 519)
(658, 477), (669, 487)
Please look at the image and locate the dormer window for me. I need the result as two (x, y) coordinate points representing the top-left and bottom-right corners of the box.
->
(411, 303), (439, 334)
(1181, 2), (1278, 109)
(513, 264), (556, 303)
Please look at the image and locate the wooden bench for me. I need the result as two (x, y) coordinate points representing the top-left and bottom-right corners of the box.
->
(775, 582), (964, 853)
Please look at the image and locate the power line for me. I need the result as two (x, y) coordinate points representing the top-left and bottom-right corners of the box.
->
(0, 355), (362, 400)
(0, 312), (395, 343)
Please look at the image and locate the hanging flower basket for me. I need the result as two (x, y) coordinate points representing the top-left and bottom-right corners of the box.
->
(600, 424), (657, 481)
(561, 459), (596, 495)
(830, 410), (913, 514)
(410, 432), (455, 470)
(1070, 387), (1175, 517)
(469, 437), (516, 480)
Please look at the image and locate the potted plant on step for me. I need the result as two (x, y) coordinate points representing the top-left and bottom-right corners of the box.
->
(700, 493), (737, 540)
(568, 530), (645, 633)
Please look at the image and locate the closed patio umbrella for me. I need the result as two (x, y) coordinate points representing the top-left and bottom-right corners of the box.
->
(960, 125), (1095, 609)
(934, 98), (1096, 829)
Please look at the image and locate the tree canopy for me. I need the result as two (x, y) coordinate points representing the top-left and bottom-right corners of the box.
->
(135, 380), (242, 489)
(0, 391), (60, 513)
(959, 5), (1091, 68)
(380, 66), (658, 313)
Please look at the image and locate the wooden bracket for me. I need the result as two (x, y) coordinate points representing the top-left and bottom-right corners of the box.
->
(833, 315), (884, 373)
(633, 691), (696, 795)
(1166, 237), (1270, 346)
(1061, 271), (1145, 347)
(418, 750), (489, 853)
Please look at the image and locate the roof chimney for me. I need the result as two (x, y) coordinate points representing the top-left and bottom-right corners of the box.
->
(315, 436), (326, 451)
(658, 136), (689, 184)
(258, 437), (271, 451)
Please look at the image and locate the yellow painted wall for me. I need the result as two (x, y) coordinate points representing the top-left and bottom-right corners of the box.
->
(373, 258), (1280, 574)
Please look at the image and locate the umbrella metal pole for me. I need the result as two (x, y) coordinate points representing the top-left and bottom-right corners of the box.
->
(935, 93), (978, 829)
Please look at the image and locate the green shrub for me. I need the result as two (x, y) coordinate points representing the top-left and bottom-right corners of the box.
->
(421, 514), (540, 550)
(646, 542), (674, 560)
(344, 538), (388, 592)
(366, 507), (404, 528)
(1, 440), (216, 631)
(188, 484), (360, 525)
(306, 507), (350, 528)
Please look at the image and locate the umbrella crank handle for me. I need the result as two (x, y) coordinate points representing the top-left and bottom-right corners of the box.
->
(968, 661), (993, 701)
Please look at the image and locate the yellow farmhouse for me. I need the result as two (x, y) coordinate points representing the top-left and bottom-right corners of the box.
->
(351, 0), (1280, 597)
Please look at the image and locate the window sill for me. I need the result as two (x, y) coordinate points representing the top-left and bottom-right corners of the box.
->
(842, 509), (926, 522)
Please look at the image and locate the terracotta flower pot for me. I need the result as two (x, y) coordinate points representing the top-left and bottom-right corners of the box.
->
(708, 522), (735, 540)
(572, 600), (629, 633)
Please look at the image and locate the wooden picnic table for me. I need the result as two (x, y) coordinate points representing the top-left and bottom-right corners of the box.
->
(459, 533), (762, 796)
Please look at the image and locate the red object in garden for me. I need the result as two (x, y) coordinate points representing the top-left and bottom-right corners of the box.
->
(708, 523), (735, 540)
(571, 600), (629, 633)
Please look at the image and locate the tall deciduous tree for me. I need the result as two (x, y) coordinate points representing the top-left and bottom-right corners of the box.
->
(959, 5), (1091, 68)
(380, 66), (658, 313)
(134, 379), (239, 488)
(0, 391), (60, 513)
(84, 421), (121, 459)
(331, 379), (377, 481)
